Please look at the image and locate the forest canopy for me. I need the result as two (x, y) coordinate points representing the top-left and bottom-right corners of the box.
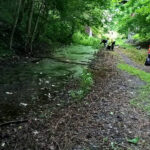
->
(111, 0), (150, 43)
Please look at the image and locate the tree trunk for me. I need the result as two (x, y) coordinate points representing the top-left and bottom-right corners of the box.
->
(25, 0), (34, 52)
(9, 0), (22, 49)
(27, 0), (34, 37)
(17, 0), (27, 25)
(30, 3), (43, 52)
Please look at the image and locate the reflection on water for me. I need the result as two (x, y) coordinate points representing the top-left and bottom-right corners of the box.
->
(0, 45), (98, 122)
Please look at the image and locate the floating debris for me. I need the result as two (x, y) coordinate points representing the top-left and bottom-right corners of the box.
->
(1, 142), (5, 147)
(5, 92), (13, 95)
(20, 103), (28, 107)
(33, 130), (39, 135)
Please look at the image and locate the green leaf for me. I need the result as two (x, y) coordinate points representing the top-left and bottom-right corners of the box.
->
(110, 112), (114, 115)
(127, 137), (140, 144)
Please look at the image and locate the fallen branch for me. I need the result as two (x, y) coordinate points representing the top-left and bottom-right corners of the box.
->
(0, 120), (28, 127)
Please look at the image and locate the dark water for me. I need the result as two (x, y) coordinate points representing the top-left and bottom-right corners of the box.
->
(0, 45), (98, 122)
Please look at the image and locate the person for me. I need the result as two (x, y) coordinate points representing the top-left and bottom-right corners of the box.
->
(145, 45), (150, 65)
(145, 54), (150, 65)
(106, 38), (115, 51)
(100, 39), (108, 47)
(111, 40), (115, 51)
(106, 38), (112, 50)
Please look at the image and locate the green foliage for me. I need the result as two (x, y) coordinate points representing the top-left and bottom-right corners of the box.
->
(111, 0), (150, 42)
(80, 69), (93, 91)
(72, 32), (100, 49)
(123, 48), (147, 65)
(118, 63), (150, 114)
(0, 0), (111, 55)
(0, 45), (14, 58)
(111, 142), (119, 150)
(117, 39), (147, 64)
(69, 69), (93, 100)
(127, 137), (140, 144)
(116, 39), (132, 48)
(131, 84), (150, 114)
(117, 63), (150, 83)
(69, 89), (84, 100)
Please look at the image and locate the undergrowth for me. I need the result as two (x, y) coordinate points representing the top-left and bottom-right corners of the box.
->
(116, 38), (133, 49)
(117, 39), (147, 64)
(130, 84), (150, 114)
(121, 47), (147, 65)
(69, 69), (93, 101)
(72, 31), (100, 49)
(117, 63), (150, 82)
(0, 45), (14, 58)
(117, 63), (150, 114)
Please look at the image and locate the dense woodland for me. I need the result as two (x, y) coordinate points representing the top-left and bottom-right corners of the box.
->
(0, 0), (110, 56)
(1, 0), (150, 56)
(111, 0), (150, 46)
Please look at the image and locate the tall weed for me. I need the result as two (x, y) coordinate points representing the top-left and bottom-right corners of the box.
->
(72, 32), (100, 49)
(69, 69), (93, 101)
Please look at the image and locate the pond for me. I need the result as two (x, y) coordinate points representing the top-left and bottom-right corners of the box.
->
(0, 45), (99, 123)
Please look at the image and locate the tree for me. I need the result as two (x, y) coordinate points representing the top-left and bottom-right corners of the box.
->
(0, 0), (111, 55)
(9, 0), (22, 49)
(111, 0), (150, 42)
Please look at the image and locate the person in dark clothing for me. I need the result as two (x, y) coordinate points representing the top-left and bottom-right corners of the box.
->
(111, 41), (115, 50)
(145, 45), (150, 65)
(145, 54), (150, 65)
(101, 39), (108, 47)
(106, 38), (112, 50)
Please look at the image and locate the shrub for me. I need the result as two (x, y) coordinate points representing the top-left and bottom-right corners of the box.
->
(80, 69), (93, 92)
(69, 69), (93, 100)
(72, 31), (100, 49)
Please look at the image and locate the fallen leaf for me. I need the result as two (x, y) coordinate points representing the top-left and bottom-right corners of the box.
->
(127, 137), (140, 144)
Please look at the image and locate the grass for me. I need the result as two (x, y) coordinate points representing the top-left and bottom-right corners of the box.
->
(116, 38), (132, 49)
(130, 84), (150, 114)
(117, 39), (147, 64)
(117, 63), (150, 82)
(121, 47), (147, 65)
(69, 69), (94, 101)
(117, 63), (150, 114)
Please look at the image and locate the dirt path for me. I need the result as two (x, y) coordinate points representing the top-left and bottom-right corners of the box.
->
(117, 48), (150, 73)
(1, 49), (150, 150)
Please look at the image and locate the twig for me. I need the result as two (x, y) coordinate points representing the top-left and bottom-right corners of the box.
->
(53, 139), (61, 150)
(0, 120), (28, 127)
